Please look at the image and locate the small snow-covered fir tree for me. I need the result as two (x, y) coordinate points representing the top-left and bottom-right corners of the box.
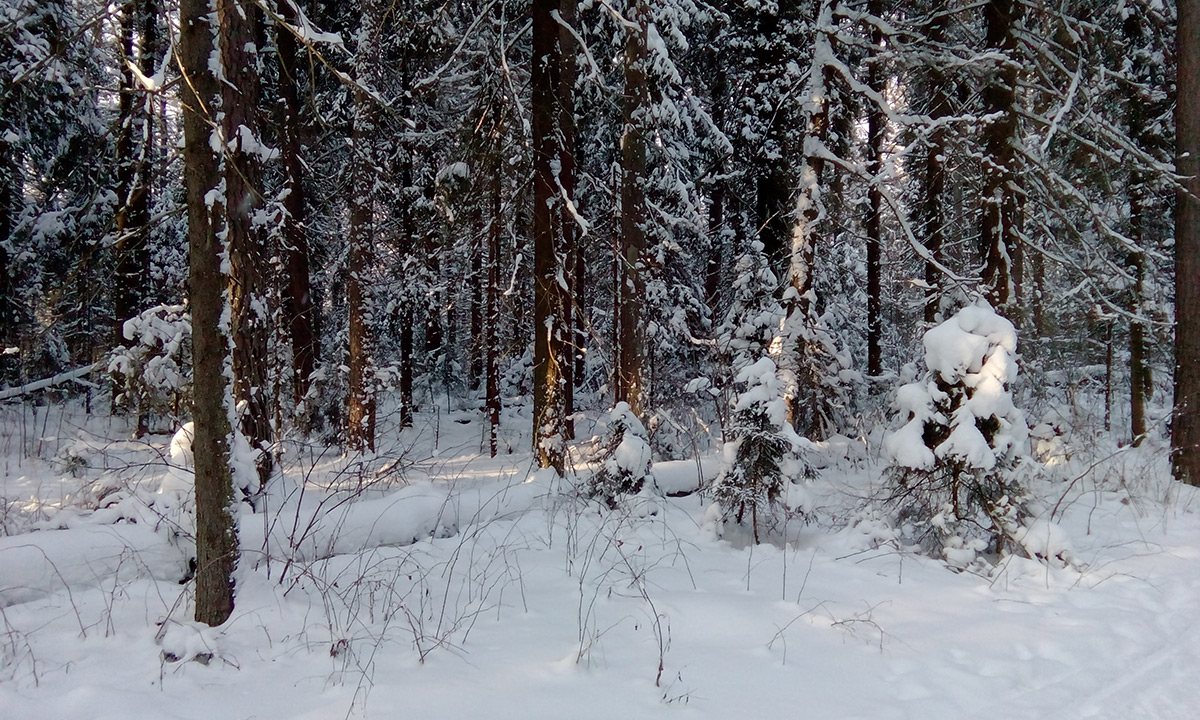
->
(586, 402), (655, 507)
(717, 241), (784, 375)
(712, 357), (813, 543)
(883, 303), (1033, 568)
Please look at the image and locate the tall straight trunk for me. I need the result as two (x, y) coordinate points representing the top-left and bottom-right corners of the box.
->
(865, 0), (884, 378)
(346, 0), (383, 453)
(618, 0), (648, 420)
(113, 0), (155, 342)
(782, 0), (833, 437)
(113, 0), (157, 432)
(0, 132), (15, 387)
(486, 146), (502, 457)
(558, 0), (578, 440)
(276, 6), (319, 424)
(706, 35), (728, 313)
(1173, 0), (1200, 485)
(423, 147), (444, 374)
(532, 0), (565, 471)
(221, 0), (271, 486)
(180, 0), (236, 627)
(470, 228), (483, 392)
(398, 155), (415, 429)
(751, 3), (791, 276)
(1129, 244), (1147, 445)
(397, 54), (415, 429)
(916, 3), (948, 323)
(979, 0), (1020, 309)
(1126, 12), (1150, 447)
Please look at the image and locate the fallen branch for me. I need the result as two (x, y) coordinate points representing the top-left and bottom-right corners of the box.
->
(0, 361), (105, 402)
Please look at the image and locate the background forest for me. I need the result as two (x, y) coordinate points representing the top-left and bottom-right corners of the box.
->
(3, 1), (1200, 717)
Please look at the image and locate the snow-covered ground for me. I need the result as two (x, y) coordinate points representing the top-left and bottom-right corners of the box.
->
(2, 399), (1198, 719)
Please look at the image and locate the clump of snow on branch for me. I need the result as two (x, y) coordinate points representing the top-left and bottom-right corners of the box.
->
(586, 402), (655, 508)
(108, 305), (192, 425)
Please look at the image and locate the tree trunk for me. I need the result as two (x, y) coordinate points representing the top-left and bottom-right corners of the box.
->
(618, 0), (648, 420)
(113, 0), (155, 343)
(865, 0), (884, 378)
(276, 5), (319, 428)
(980, 0), (1021, 310)
(532, 0), (565, 471)
(781, 0), (832, 436)
(221, 0), (272, 486)
(346, 0), (383, 453)
(486, 143), (502, 458)
(180, 0), (237, 627)
(558, 0), (578, 441)
(1173, 0), (1200, 485)
(921, 0), (949, 325)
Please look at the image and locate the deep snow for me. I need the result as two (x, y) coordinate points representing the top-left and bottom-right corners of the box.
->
(1, 399), (1198, 720)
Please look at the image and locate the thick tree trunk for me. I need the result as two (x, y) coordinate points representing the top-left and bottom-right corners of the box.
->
(220, 0), (272, 485)
(617, 0), (648, 420)
(1126, 13), (1150, 447)
(920, 2), (948, 326)
(750, 3), (792, 277)
(346, 0), (383, 453)
(180, 0), (237, 627)
(532, 0), (565, 471)
(1173, 0), (1200, 485)
(980, 0), (1021, 310)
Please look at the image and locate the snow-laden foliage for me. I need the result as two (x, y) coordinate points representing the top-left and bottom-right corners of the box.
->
(882, 304), (1037, 569)
(717, 241), (784, 376)
(586, 402), (655, 507)
(108, 304), (191, 428)
(711, 357), (813, 542)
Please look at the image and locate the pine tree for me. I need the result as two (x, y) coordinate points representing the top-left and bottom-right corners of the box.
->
(1175, 0), (1200, 485)
(180, 0), (237, 626)
(883, 304), (1032, 568)
(712, 357), (812, 543)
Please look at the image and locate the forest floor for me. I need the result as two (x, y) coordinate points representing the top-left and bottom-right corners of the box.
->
(1, 399), (1199, 719)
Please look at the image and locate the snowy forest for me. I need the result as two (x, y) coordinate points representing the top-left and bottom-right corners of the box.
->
(3, 0), (1200, 717)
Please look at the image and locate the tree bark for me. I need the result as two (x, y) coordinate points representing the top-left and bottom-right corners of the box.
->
(276, 4), (319, 427)
(865, 0), (884, 377)
(486, 142), (502, 458)
(346, 0), (383, 453)
(221, 0), (272, 485)
(921, 0), (949, 324)
(558, 0), (578, 441)
(617, 0), (648, 420)
(1173, 0), (1200, 485)
(180, 0), (237, 626)
(980, 0), (1021, 310)
(532, 0), (565, 471)
(113, 0), (155, 345)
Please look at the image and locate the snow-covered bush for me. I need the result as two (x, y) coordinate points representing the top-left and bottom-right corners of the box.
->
(586, 402), (654, 507)
(108, 304), (191, 432)
(882, 304), (1035, 568)
(158, 420), (261, 508)
(711, 357), (814, 542)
